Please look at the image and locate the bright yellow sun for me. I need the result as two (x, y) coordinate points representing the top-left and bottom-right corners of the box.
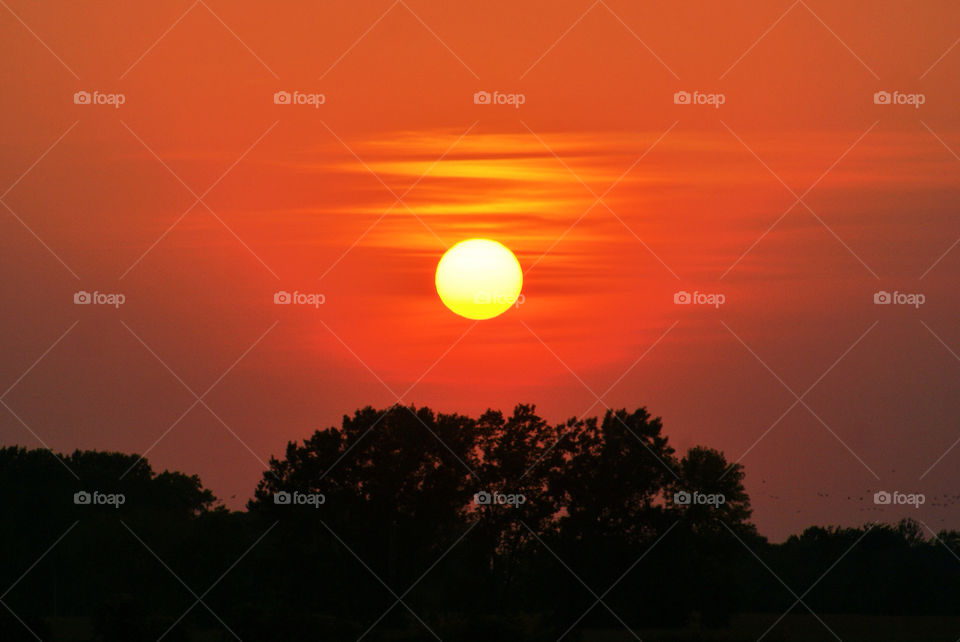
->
(435, 239), (523, 320)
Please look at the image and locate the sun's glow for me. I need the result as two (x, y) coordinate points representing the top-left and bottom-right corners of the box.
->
(435, 239), (523, 320)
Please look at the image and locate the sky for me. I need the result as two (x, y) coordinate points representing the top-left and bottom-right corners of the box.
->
(1, 0), (959, 540)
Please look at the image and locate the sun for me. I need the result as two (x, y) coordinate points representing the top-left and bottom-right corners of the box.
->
(435, 239), (523, 320)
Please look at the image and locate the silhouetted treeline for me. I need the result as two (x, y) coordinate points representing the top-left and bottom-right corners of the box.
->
(0, 405), (957, 641)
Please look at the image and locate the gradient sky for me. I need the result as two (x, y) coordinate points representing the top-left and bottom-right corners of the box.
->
(2, 0), (960, 540)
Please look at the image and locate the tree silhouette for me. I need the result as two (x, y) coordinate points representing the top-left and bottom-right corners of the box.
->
(671, 446), (755, 535)
(2, 406), (958, 641)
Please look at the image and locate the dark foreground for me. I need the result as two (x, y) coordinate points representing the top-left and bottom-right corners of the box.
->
(2, 406), (957, 641)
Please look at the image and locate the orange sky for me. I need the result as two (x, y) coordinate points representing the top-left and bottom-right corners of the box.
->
(2, 0), (960, 540)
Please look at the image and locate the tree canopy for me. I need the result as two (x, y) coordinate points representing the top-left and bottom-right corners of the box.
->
(0, 405), (957, 641)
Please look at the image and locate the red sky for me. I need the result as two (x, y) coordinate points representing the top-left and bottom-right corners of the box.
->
(2, 0), (960, 540)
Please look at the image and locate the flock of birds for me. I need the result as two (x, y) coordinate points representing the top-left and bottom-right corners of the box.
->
(756, 473), (960, 526)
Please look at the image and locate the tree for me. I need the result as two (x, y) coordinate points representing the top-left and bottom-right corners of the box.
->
(557, 408), (678, 545)
(470, 405), (567, 605)
(0, 403), (776, 639)
(670, 446), (756, 536)
(248, 405), (479, 619)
